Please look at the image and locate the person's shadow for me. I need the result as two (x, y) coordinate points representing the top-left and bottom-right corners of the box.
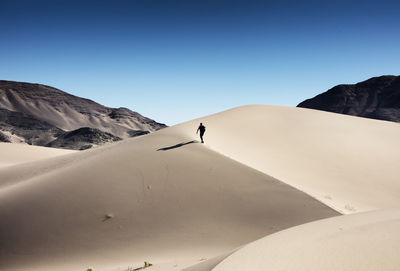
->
(157, 140), (198, 151)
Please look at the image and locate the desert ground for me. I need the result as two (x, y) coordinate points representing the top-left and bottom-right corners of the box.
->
(0, 143), (75, 168)
(1, 105), (400, 271)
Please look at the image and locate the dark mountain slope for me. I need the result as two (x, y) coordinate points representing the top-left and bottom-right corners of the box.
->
(0, 80), (166, 149)
(298, 76), (400, 122)
(46, 127), (122, 150)
(0, 108), (63, 145)
(0, 80), (166, 138)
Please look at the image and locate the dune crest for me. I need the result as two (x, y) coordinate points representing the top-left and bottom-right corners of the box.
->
(170, 105), (400, 214)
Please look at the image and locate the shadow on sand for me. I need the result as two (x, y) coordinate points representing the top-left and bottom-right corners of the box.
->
(157, 140), (198, 151)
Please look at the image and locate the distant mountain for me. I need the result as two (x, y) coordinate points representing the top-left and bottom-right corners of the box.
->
(0, 80), (166, 149)
(0, 107), (63, 145)
(297, 75), (400, 122)
(46, 127), (122, 150)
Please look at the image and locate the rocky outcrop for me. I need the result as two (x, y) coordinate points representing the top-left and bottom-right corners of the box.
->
(0, 131), (10, 143)
(46, 127), (122, 150)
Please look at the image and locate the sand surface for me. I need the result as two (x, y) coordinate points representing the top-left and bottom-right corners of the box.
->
(208, 208), (400, 271)
(172, 105), (400, 214)
(1, 105), (399, 271)
(0, 142), (76, 168)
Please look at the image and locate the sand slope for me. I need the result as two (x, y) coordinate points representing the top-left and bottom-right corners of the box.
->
(0, 111), (337, 271)
(0, 142), (75, 168)
(210, 207), (400, 271)
(172, 105), (400, 213)
(1, 104), (399, 271)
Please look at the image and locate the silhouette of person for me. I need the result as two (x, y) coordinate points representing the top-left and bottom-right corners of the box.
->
(196, 123), (206, 143)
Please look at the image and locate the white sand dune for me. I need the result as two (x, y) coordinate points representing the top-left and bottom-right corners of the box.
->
(1, 104), (399, 271)
(172, 105), (400, 214)
(0, 142), (76, 168)
(0, 106), (337, 271)
(208, 207), (400, 271)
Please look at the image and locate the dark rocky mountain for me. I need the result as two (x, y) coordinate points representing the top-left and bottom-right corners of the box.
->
(0, 107), (64, 145)
(0, 80), (166, 149)
(298, 75), (400, 122)
(46, 127), (122, 150)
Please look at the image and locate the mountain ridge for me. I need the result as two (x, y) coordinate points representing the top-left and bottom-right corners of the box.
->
(0, 80), (166, 149)
(297, 75), (400, 122)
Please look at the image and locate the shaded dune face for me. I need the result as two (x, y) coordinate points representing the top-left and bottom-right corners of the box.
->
(1, 104), (399, 271)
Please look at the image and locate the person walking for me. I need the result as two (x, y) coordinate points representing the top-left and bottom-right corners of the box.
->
(196, 123), (206, 143)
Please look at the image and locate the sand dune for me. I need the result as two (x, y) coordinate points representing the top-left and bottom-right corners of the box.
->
(208, 207), (400, 271)
(0, 142), (75, 168)
(1, 104), (399, 271)
(171, 105), (400, 214)
(0, 106), (337, 271)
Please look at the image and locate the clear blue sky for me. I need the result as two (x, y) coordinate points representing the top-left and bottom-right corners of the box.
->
(1, 0), (399, 125)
